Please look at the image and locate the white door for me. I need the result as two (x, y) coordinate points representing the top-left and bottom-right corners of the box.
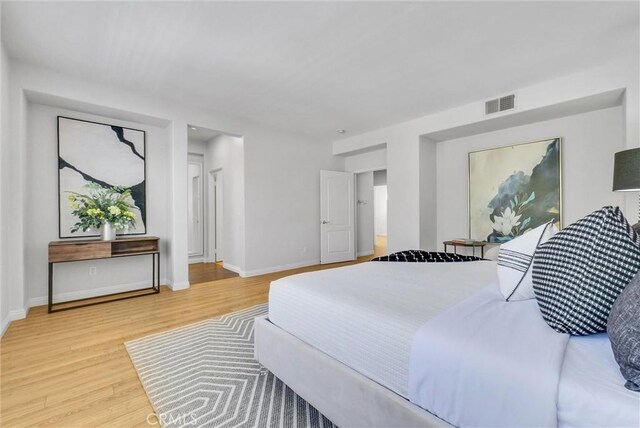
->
(320, 170), (355, 264)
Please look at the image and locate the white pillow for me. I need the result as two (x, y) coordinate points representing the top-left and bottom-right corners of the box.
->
(484, 245), (501, 261)
(497, 221), (558, 301)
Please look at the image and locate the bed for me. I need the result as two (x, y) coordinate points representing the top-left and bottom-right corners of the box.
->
(254, 260), (640, 427)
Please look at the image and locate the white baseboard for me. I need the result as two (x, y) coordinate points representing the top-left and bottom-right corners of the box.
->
(1, 307), (28, 337)
(241, 259), (320, 278)
(223, 262), (242, 275)
(167, 280), (190, 291)
(357, 250), (374, 257)
(188, 257), (204, 264)
(29, 278), (168, 308)
(1, 313), (11, 337)
(10, 308), (28, 320)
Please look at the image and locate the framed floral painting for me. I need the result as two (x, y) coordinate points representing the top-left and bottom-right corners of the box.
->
(58, 116), (146, 238)
(468, 138), (562, 243)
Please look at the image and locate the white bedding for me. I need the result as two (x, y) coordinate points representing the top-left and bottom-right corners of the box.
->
(268, 260), (640, 427)
(268, 261), (497, 397)
(409, 284), (570, 427)
(559, 333), (640, 428)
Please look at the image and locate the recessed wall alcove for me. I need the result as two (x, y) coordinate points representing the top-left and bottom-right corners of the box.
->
(22, 89), (177, 306)
(418, 88), (629, 252)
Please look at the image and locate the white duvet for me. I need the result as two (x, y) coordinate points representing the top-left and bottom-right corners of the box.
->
(268, 261), (497, 397)
(268, 261), (640, 427)
(559, 333), (640, 427)
(409, 284), (569, 427)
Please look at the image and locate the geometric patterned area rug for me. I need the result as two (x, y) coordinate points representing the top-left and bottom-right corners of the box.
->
(125, 304), (337, 428)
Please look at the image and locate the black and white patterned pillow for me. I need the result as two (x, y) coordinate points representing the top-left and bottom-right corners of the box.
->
(532, 206), (640, 335)
(371, 250), (481, 263)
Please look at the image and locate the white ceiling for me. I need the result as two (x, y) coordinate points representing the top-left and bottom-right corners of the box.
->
(2, 2), (638, 140)
(188, 126), (221, 143)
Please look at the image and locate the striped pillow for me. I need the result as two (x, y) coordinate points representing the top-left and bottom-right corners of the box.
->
(497, 222), (558, 301)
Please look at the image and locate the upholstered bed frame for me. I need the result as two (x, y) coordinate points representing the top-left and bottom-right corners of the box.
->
(254, 316), (451, 428)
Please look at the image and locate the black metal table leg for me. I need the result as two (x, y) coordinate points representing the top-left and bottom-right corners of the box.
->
(49, 251), (160, 313)
(48, 263), (53, 313)
(152, 252), (156, 290)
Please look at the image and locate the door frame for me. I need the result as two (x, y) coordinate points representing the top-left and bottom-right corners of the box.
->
(207, 169), (223, 263)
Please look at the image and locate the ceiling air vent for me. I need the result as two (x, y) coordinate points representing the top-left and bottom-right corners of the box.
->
(485, 94), (516, 115)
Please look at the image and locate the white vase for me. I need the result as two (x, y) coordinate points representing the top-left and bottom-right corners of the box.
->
(100, 223), (116, 241)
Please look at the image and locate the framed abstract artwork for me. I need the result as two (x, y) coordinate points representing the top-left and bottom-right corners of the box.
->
(468, 138), (562, 243)
(57, 116), (146, 238)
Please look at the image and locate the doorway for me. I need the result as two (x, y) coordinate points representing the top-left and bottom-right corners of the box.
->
(355, 169), (387, 259)
(187, 125), (239, 284)
(373, 170), (388, 257)
(187, 153), (204, 261)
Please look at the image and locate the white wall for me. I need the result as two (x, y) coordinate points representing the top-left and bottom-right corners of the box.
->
(2, 60), (343, 333)
(436, 106), (626, 247)
(374, 185), (387, 236)
(194, 130), (341, 277)
(373, 169), (387, 186)
(205, 134), (245, 273)
(188, 140), (206, 155)
(356, 171), (374, 256)
(334, 57), (639, 254)
(0, 5), (12, 334)
(242, 130), (343, 276)
(25, 103), (171, 305)
(2, 36), (29, 332)
(420, 138), (437, 250)
(344, 147), (387, 172)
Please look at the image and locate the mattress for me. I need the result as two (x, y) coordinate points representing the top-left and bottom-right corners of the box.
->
(268, 260), (497, 397)
(559, 333), (640, 428)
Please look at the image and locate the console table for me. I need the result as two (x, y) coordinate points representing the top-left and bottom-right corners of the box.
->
(48, 236), (160, 313)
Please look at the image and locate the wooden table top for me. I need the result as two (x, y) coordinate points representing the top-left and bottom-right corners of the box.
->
(443, 240), (487, 246)
(49, 236), (159, 246)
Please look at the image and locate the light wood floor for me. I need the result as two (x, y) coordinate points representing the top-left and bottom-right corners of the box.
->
(1, 254), (381, 427)
(374, 235), (387, 257)
(188, 262), (239, 285)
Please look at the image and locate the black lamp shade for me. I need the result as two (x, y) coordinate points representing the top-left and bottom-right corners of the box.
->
(613, 148), (640, 191)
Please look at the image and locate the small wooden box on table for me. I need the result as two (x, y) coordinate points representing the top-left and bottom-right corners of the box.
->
(48, 236), (160, 313)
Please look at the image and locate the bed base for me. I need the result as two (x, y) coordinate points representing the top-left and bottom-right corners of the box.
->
(254, 316), (451, 428)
